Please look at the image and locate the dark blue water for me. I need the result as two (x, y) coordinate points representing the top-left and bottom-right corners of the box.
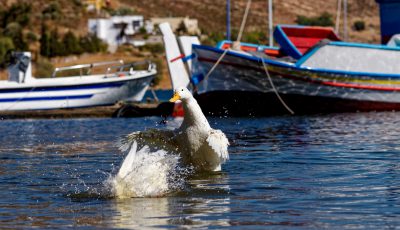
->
(1, 112), (400, 229)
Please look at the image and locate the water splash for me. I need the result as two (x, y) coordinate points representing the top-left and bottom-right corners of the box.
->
(107, 141), (192, 198)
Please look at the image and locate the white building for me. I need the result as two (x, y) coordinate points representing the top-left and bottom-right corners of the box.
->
(88, 15), (145, 51)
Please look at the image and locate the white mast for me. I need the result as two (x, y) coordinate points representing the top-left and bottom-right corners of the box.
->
(268, 0), (273, 47)
(343, 0), (348, 41)
(335, 0), (342, 35)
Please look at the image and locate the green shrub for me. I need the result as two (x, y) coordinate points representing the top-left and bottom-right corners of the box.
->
(42, 2), (62, 20)
(40, 25), (73, 57)
(1, 2), (31, 27)
(243, 31), (267, 44)
(296, 12), (334, 27)
(40, 24), (51, 57)
(26, 31), (37, 42)
(139, 27), (147, 34)
(63, 31), (82, 55)
(49, 29), (65, 57)
(79, 34), (107, 53)
(110, 7), (135, 16)
(0, 37), (14, 68)
(201, 31), (225, 46)
(73, 0), (83, 7)
(4, 22), (27, 50)
(353, 20), (365, 31)
(40, 29), (107, 58)
(140, 43), (164, 54)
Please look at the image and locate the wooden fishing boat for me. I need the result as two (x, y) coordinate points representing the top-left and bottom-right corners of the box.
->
(190, 25), (400, 116)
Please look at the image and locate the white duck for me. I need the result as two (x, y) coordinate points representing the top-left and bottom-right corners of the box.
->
(121, 87), (229, 172)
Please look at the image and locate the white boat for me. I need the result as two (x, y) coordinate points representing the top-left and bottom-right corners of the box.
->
(0, 52), (156, 111)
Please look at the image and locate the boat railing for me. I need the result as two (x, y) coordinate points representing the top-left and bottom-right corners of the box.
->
(51, 60), (124, 78)
(51, 60), (156, 78)
(105, 60), (156, 77)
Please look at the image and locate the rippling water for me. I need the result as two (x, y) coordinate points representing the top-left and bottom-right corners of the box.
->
(1, 112), (400, 229)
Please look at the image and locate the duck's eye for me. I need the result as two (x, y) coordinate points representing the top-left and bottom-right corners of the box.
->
(181, 89), (184, 91)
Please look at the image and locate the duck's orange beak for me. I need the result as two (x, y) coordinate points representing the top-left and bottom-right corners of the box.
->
(169, 93), (181, 102)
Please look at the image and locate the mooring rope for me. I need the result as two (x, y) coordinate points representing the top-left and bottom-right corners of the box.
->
(201, 0), (293, 115)
(236, 0), (252, 45)
(203, 0), (252, 91)
(260, 58), (295, 115)
(202, 49), (228, 91)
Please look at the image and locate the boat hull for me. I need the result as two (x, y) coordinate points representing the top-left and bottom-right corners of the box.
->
(192, 45), (400, 116)
(0, 74), (154, 111)
(195, 90), (400, 116)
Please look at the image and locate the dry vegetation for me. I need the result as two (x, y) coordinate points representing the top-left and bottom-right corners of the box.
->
(121, 0), (380, 43)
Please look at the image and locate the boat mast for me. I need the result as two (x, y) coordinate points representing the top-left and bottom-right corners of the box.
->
(343, 0), (348, 41)
(268, 0), (273, 47)
(226, 0), (231, 40)
(335, 0), (342, 35)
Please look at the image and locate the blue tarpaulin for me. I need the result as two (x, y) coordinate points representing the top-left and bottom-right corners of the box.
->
(376, 0), (400, 44)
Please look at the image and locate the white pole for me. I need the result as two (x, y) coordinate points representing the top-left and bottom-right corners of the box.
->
(343, 0), (348, 41)
(335, 0), (342, 35)
(268, 0), (273, 47)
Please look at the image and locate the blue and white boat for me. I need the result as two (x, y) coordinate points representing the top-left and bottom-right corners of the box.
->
(163, 23), (400, 116)
(0, 52), (156, 111)
(190, 25), (400, 116)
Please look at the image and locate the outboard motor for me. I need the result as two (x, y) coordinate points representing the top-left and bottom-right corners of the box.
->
(8, 52), (33, 83)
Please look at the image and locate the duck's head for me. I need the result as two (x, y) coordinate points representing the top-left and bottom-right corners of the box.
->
(169, 87), (192, 102)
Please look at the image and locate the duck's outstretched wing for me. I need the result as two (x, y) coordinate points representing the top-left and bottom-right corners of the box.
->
(206, 129), (229, 163)
(117, 141), (138, 179)
(119, 129), (178, 152)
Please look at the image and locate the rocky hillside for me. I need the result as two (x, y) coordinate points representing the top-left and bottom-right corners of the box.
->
(120, 0), (381, 43)
(1, 0), (382, 43)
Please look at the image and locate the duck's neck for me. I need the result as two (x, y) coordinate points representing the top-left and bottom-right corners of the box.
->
(181, 97), (210, 129)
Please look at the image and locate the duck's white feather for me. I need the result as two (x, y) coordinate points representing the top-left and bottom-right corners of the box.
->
(117, 141), (138, 179)
(113, 141), (180, 198)
(206, 129), (230, 163)
(119, 87), (229, 172)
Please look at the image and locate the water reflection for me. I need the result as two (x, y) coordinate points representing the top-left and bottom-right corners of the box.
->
(111, 197), (171, 229)
(108, 172), (231, 229)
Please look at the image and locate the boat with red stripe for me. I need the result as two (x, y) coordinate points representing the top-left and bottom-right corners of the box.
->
(189, 25), (400, 116)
